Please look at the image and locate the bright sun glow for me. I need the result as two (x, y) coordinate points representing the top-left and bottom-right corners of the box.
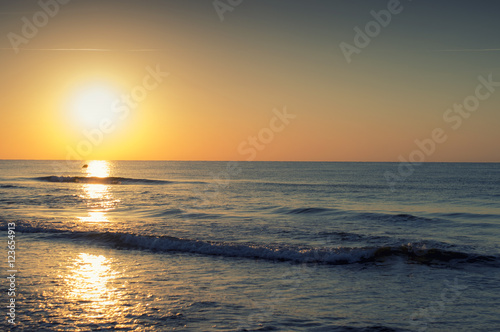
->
(70, 84), (120, 129)
(85, 160), (110, 178)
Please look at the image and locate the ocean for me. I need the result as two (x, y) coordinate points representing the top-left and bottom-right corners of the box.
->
(1, 160), (499, 331)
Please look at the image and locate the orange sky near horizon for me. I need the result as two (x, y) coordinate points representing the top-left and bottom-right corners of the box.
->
(0, 1), (499, 162)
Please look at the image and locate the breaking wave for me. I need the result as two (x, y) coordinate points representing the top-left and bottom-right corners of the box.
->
(7, 225), (499, 267)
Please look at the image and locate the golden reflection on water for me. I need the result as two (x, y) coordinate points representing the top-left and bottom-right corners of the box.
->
(60, 253), (121, 319)
(81, 183), (117, 210)
(54, 162), (136, 325)
(78, 161), (120, 224)
(78, 211), (110, 223)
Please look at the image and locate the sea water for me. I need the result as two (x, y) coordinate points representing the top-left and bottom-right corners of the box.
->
(1, 160), (499, 331)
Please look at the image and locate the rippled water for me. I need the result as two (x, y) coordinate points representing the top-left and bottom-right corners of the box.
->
(1, 160), (499, 331)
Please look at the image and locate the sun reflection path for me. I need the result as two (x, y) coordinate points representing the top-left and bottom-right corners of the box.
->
(77, 161), (120, 224)
(49, 251), (160, 329)
(61, 253), (121, 318)
(78, 211), (110, 223)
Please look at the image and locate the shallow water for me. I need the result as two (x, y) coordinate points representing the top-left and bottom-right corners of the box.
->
(1, 160), (499, 331)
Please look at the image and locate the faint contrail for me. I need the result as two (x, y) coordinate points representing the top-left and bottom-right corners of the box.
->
(430, 48), (500, 52)
(0, 12), (34, 15)
(0, 48), (160, 52)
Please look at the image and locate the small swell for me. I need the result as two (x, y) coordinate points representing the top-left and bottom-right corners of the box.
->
(0, 184), (23, 189)
(327, 325), (406, 332)
(34, 176), (171, 185)
(276, 207), (337, 215)
(149, 208), (185, 217)
(276, 208), (436, 223)
(392, 213), (420, 221)
(182, 212), (223, 219)
(370, 245), (498, 266)
(359, 212), (435, 223)
(435, 212), (500, 220)
(317, 231), (372, 242)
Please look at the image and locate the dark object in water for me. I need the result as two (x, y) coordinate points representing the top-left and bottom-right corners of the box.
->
(82, 164), (88, 168)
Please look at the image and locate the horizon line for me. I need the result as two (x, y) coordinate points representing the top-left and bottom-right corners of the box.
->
(1, 158), (499, 163)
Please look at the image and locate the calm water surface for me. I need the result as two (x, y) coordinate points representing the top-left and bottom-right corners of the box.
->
(1, 160), (499, 331)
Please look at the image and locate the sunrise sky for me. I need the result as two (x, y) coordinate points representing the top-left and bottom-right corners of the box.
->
(0, 0), (499, 161)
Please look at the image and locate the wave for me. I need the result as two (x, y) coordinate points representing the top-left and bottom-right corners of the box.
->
(304, 325), (408, 332)
(34, 176), (174, 185)
(434, 212), (500, 220)
(317, 230), (377, 242)
(0, 184), (24, 189)
(274, 207), (340, 215)
(356, 212), (436, 223)
(183, 212), (224, 219)
(286, 207), (336, 215)
(6, 225), (499, 267)
(370, 245), (498, 266)
(148, 208), (185, 217)
(274, 206), (437, 223)
(244, 180), (388, 191)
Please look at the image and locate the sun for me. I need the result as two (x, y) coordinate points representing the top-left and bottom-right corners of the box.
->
(84, 160), (111, 178)
(69, 83), (121, 129)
